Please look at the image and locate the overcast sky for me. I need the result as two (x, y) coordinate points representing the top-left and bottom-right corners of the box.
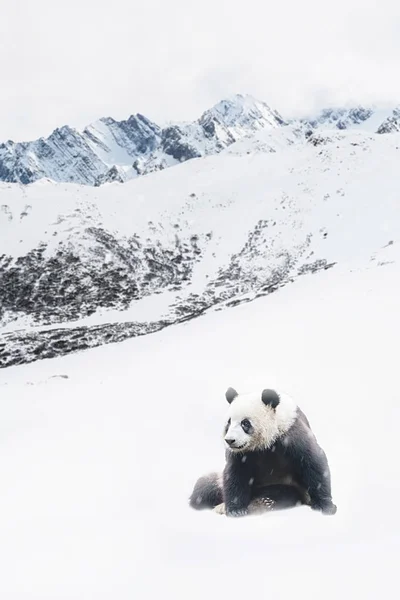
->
(2, 0), (400, 141)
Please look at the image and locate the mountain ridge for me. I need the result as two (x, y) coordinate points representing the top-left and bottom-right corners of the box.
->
(3, 94), (399, 188)
(0, 94), (284, 187)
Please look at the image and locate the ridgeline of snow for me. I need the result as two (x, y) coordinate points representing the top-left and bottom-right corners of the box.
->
(2, 93), (400, 187)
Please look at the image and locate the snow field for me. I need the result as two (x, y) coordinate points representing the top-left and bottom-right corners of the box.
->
(0, 259), (399, 598)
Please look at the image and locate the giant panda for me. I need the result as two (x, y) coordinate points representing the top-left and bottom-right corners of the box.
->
(189, 387), (337, 517)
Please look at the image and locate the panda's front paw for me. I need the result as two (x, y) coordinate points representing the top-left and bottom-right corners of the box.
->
(226, 508), (248, 518)
(311, 501), (337, 516)
(214, 503), (226, 515)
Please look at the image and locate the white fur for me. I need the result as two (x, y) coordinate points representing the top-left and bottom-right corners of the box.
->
(224, 390), (297, 452)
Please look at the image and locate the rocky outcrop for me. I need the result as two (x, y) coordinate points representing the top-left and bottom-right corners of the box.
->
(0, 227), (207, 328)
(377, 108), (400, 134)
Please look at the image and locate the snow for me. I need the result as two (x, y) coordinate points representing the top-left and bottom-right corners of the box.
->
(2, 96), (400, 595)
(0, 253), (399, 598)
(0, 94), (283, 186)
(354, 107), (398, 132)
(2, 126), (400, 326)
(208, 94), (283, 128)
(84, 118), (138, 167)
(2, 96), (400, 188)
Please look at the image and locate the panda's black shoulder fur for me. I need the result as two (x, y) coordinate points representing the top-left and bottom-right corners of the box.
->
(222, 406), (336, 516)
(276, 411), (333, 497)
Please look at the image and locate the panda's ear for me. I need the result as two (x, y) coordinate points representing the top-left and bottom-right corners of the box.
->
(225, 387), (238, 404)
(261, 389), (280, 409)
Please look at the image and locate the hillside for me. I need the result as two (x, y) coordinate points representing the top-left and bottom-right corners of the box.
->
(1, 123), (400, 367)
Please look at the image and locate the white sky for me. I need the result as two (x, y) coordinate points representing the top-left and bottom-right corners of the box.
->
(2, 0), (400, 141)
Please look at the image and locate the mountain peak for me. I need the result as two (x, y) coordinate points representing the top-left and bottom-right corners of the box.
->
(203, 94), (286, 128)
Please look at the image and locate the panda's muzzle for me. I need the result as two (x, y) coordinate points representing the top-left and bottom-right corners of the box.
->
(225, 438), (246, 450)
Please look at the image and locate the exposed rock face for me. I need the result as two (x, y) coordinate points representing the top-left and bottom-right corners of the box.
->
(0, 95), (284, 186)
(160, 126), (203, 162)
(376, 108), (400, 134)
(0, 126), (108, 185)
(3, 97), (400, 188)
(94, 166), (127, 186)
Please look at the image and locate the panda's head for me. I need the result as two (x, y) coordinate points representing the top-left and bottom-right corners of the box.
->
(223, 387), (297, 452)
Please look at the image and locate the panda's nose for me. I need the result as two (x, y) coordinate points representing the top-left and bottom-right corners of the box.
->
(225, 438), (236, 446)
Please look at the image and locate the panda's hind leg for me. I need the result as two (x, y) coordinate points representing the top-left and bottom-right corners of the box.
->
(249, 484), (306, 514)
(189, 472), (223, 510)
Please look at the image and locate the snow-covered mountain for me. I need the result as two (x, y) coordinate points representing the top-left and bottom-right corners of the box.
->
(1, 92), (400, 599)
(300, 104), (400, 133)
(1, 114), (400, 368)
(2, 95), (400, 189)
(0, 95), (284, 186)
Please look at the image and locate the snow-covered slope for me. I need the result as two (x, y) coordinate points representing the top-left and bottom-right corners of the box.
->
(0, 255), (399, 599)
(0, 95), (284, 186)
(1, 125), (400, 367)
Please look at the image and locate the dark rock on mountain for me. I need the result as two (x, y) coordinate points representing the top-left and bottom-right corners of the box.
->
(0, 95), (284, 187)
(303, 107), (374, 130)
(0, 228), (208, 328)
(161, 126), (202, 161)
(377, 108), (400, 134)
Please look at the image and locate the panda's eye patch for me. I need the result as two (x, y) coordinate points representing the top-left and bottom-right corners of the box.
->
(225, 418), (231, 433)
(241, 419), (252, 433)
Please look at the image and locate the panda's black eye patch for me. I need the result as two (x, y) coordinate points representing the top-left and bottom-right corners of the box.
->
(225, 418), (231, 434)
(241, 419), (252, 433)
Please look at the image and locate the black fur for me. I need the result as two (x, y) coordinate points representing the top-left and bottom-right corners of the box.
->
(225, 387), (238, 404)
(276, 416), (336, 514)
(189, 473), (223, 510)
(223, 452), (254, 515)
(261, 389), (280, 409)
